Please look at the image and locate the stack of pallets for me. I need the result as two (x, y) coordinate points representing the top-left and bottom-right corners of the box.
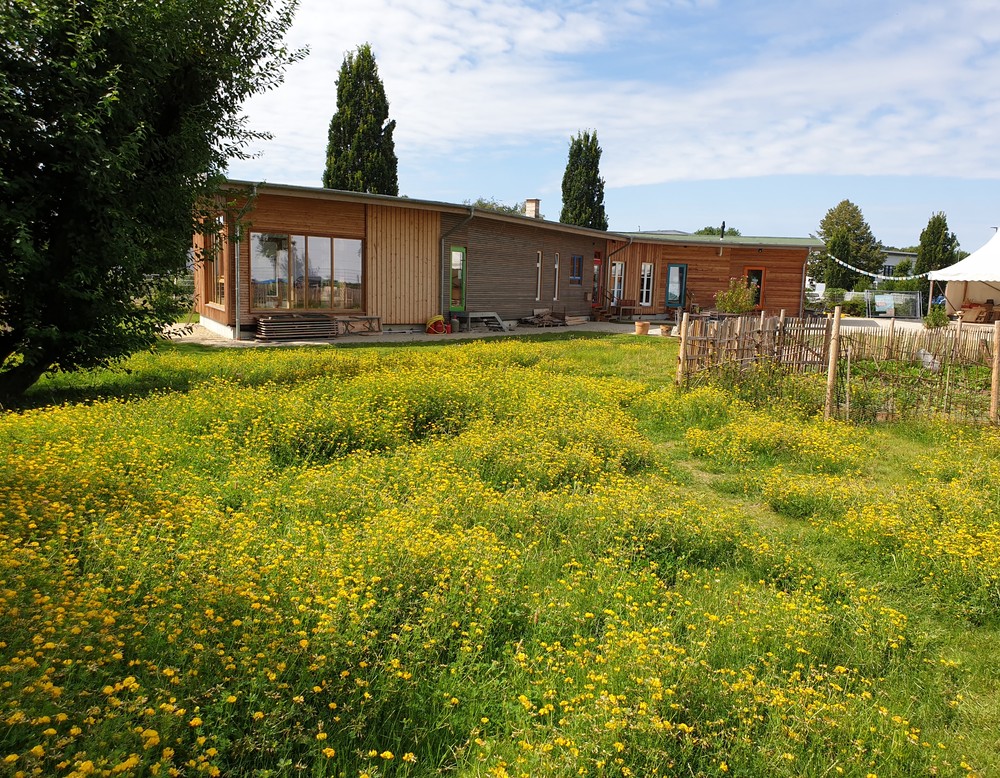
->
(256, 314), (340, 341)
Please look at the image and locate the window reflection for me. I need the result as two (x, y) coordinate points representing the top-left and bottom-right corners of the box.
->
(250, 232), (360, 311)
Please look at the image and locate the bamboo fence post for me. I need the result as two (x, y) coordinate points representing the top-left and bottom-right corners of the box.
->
(991, 321), (1000, 424)
(887, 317), (896, 360)
(824, 306), (843, 421)
(733, 316), (743, 366)
(777, 309), (786, 360)
(845, 345), (851, 422)
(676, 312), (691, 386)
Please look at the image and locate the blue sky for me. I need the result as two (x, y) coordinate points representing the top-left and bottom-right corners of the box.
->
(227, 0), (1000, 251)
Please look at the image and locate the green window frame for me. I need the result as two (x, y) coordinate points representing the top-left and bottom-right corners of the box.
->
(450, 246), (467, 312)
(665, 263), (687, 308)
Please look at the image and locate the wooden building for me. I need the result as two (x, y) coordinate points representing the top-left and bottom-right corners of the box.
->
(194, 181), (609, 339)
(601, 232), (823, 319)
(193, 181), (822, 339)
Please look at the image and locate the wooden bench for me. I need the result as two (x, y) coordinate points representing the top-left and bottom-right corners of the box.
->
(610, 299), (637, 321)
(337, 315), (382, 334)
(455, 312), (506, 332)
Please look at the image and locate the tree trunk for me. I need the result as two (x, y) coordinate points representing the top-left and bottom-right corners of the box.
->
(0, 358), (53, 408)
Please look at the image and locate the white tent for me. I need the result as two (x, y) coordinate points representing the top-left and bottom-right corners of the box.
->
(928, 230), (1000, 315)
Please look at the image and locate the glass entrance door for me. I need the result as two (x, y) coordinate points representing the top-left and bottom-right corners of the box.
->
(666, 264), (687, 308)
(450, 246), (466, 312)
(610, 261), (624, 304)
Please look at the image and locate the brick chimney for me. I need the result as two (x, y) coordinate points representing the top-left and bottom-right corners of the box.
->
(525, 199), (541, 219)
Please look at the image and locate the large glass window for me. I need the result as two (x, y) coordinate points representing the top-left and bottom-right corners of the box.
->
(639, 262), (654, 307)
(288, 235), (306, 309)
(251, 233), (288, 310)
(207, 215), (225, 306)
(570, 255), (583, 285)
(306, 236), (332, 308)
(250, 232), (359, 311)
(334, 238), (363, 311)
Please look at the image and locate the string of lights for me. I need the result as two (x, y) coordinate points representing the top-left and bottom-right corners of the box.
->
(826, 254), (929, 282)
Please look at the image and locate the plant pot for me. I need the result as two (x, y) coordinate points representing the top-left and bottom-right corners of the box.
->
(634, 321), (650, 335)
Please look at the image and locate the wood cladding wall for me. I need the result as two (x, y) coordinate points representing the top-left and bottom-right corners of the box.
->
(729, 247), (806, 315)
(608, 240), (809, 316)
(608, 241), (659, 307)
(194, 186), (813, 337)
(193, 229), (234, 327)
(246, 193), (365, 238)
(198, 194), (369, 329)
(461, 217), (599, 318)
(366, 205), (440, 325)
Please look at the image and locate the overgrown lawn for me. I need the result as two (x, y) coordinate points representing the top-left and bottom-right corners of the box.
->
(1, 335), (996, 777)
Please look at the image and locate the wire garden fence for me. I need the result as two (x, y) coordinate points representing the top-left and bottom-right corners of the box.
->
(675, 309), (1000, 424)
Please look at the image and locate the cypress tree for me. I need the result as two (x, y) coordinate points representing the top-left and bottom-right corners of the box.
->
(323, 43), (398, 195)
(560, 130), (608, 230)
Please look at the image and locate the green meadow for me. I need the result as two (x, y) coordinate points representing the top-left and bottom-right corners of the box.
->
(1, 334), (997, 777)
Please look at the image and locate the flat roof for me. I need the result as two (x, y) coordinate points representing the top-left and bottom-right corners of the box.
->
(619, 232), (825, 250)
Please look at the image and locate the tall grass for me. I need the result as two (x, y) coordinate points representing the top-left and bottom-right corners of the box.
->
(0, 335), (995, 776)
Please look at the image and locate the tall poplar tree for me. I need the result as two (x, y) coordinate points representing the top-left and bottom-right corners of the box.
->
(560, 130), (608, 230)
(323, 44), (398, 195)
(915, 212), (959, 274)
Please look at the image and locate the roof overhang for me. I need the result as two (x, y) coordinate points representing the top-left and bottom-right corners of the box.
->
(222, 179), (626, 242)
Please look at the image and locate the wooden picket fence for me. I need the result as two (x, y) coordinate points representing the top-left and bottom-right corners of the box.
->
(674, 309), (1000, 424)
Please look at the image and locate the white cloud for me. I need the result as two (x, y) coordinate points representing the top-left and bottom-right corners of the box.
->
(228, 0), (1000, 193)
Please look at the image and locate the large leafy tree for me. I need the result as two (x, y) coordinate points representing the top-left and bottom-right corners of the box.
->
(323, 44), (398, 195)
(694, 225), (742, 237)
(0, 0), (302, 403)
(560, 130), (608, 230)
(879, 258), (922, 292)
(815, 200), (884, 289)
(915, 212), (960, 274)
(465, 197), (530, 217)
(824, 229), (857, 290)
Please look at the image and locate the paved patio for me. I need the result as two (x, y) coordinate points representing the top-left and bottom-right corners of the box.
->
(167, 319), (659, 348)
(167, 314), (957, 349)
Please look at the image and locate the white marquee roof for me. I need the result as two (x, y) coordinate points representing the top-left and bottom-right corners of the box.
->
(928, 229), (1000, 282)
